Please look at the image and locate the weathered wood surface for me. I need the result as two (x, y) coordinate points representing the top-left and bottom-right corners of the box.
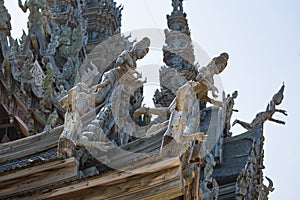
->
(0, 101), (102, 163)
(26, 157), (182, 200)
(82, 127), (166, 171)
(0, 126), (63, 163)
(218, 183), (236, 196)
(0, 158), (78, 199)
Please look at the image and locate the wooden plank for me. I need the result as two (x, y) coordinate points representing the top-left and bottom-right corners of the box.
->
(28, 157), (181, 200)
(99, 129), (165, 168)
(218, 183), (236, 195)
(0, 123), (14, 128)
(0, 126), (63, 162)
(0, 158), (78, 199)
(117, 179), (182, 200)
(15, 116), (30, 137)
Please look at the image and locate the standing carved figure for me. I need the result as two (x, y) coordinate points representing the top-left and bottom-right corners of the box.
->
(40, 56), (55, 112)
(58, 26), (85, 75)
(223, 91), (238, 137)
(134, 52), (230, 120)
(94, 37), (150, 104)
(18, 0), (49, 56)
(20, 49), (34, 95)
(159, 82), (207, 200)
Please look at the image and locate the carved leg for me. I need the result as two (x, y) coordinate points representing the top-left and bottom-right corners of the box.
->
(20, 81), (26, 95)
(22, 36), (31, 56)
(95, 85), (111, 104)
(39, 99), (51, 113)
(119, 132), (129, 145)
(232, 119), (252, 130)
(37, 30), (47, 56)
(182, 166), (193, 200)
(182, 163), (200, 200)
(58, 137), (76, 159)
(191, 164), (200, 199)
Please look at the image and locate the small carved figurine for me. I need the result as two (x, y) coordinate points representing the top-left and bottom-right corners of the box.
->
(94, 37), (150, 104)
(18, 0), (49, 56)
(43, 109), (58, 132)
(224, 91), (238, 137)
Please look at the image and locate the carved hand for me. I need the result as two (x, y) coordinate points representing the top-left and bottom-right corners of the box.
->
(133, 107), (148, 119)
(211, 86), (219, 98)
(277, 109), (288, 116)
(193, 132), (208, 142)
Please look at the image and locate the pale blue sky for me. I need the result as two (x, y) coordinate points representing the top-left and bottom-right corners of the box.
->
(5, 0), (300, 199)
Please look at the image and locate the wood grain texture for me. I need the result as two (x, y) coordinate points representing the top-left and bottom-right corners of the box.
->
(26, 157), (182, 200)
(0, 158), (78, 199)
(0, 126), (63, 162)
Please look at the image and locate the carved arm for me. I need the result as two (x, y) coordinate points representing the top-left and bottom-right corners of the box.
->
(94, 80), (110, 92)
(275, 109), (288, 116)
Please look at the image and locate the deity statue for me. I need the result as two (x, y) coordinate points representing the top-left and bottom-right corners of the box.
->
(223, 91), (238, 137)
(233, 83), (287, 130)
(18, 0), (49, 56)
(195, 52), (228, 99)
(94, 37), (150, 104)
(58, 26), (85, 74)
(19, 49), (34, 95)
(162, 82), (206, 199)
(134, 53), (229, 120)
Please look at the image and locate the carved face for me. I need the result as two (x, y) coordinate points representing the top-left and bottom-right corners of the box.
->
(135, 48), (148, 59)
(50, 117), (57, 127)
(232, 91), (238, 98)
(214, 53), (229, 74)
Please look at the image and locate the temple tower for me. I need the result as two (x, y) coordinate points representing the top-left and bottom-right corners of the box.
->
(82, 0), (123, 53)
(154, 0), (198, 107)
